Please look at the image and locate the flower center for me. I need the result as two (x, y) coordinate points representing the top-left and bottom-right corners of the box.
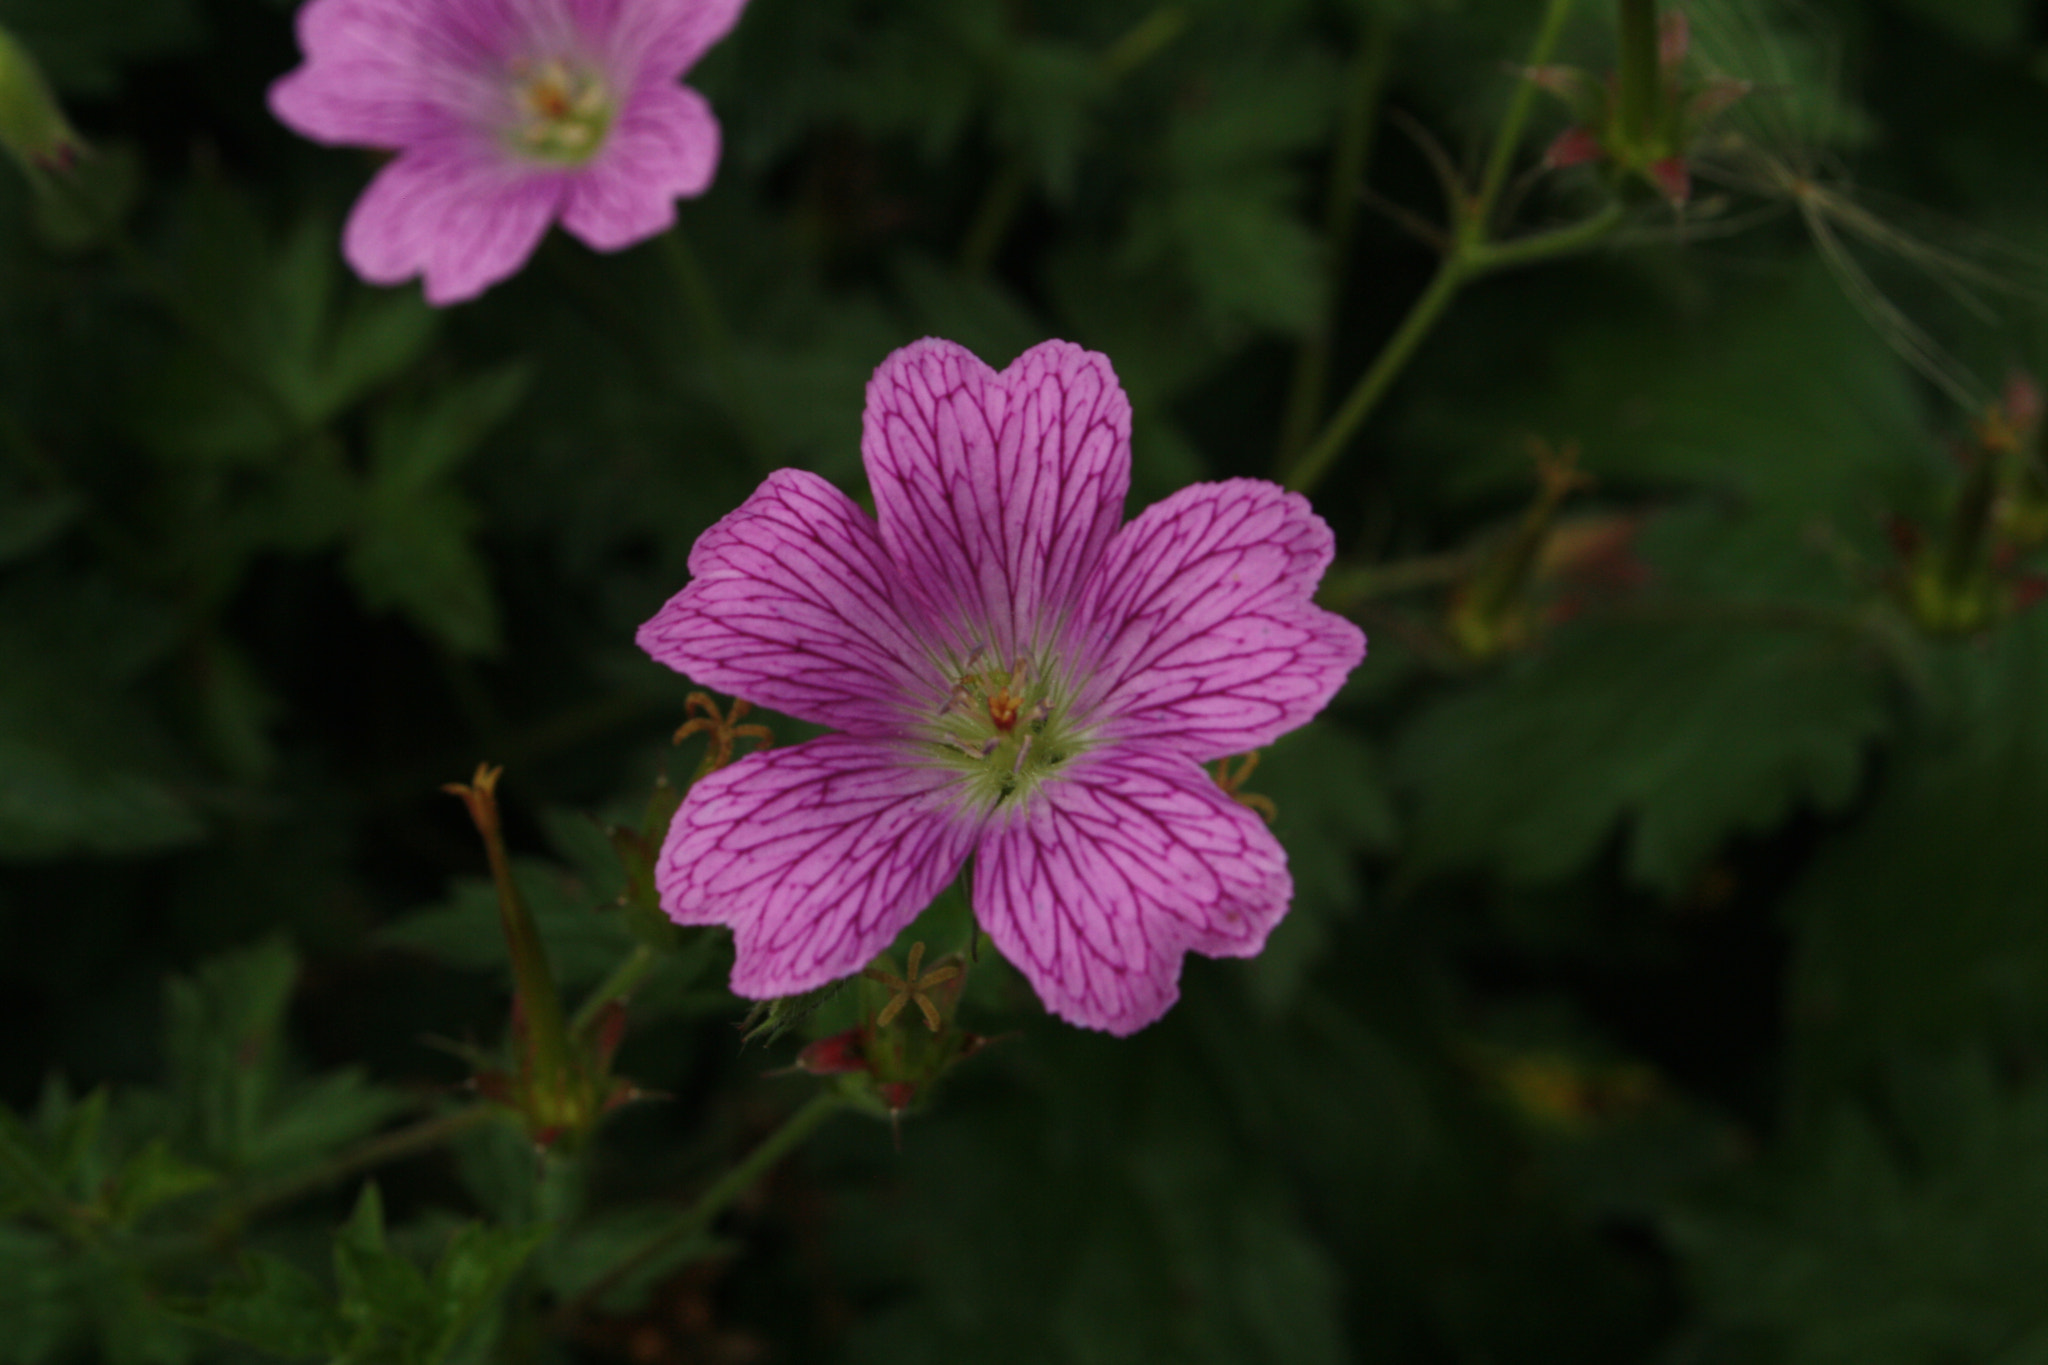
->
(930, 650), (1085, 807)
(506, 59), (613, 165)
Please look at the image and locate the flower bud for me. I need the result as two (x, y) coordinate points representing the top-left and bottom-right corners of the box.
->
(0, 26), (80, 175)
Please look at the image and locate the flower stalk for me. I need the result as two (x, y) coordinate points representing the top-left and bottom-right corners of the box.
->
(1613, 0), (1662, 157)
(562, 1090), (847, 1318)
(445, 764), (612, 1147)
(1284, 0), (1618, 498)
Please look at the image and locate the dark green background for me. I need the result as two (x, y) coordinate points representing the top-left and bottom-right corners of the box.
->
(4, 0), (2048, 1360)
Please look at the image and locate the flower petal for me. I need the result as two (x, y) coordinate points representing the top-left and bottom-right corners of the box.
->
(1072, 479), (1365, 762)
(637, 469), (945, 732)
(341, 142), (563, 304)
(861, 338), (1131, 660)
(973, 747), (1291, 1035)
(269, 0), (504, 148)
(577, 0), (752, 82)
(660, 736), (979, 998)
(560, 83), (719, 251)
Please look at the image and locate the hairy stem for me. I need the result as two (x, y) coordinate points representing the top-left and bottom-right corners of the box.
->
(564, 1091), (846, 1317)
(1277, 22), (1393, 464)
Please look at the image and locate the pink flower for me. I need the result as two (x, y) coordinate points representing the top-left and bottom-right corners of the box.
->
(269, 0), (747, 304)
(638, 339), (1364, 1035)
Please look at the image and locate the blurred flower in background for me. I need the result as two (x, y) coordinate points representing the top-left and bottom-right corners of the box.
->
(270, 0), (748, 303)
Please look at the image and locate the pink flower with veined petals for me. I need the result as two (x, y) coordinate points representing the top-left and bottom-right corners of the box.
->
(637, 339), (1366, 1035)
(269, 0), (747, 305)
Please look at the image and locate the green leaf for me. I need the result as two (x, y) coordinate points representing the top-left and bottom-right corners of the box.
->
(364, 366), (530, 495)
(343, 483), (500, 655)
(1241, 721), (1397, 1012)
(0, 573), (201, 859)
(0, 0), (200, 95)
(181, 1253), (342, 1360)
(1883, 0), (2027, 48)
(328, 1183), (544, 1365)
(1783, 610), (2048, 1098)
(1670, 1056), (2048, 1365)
(381, 855), (636, 992)
(26, 138), (140, 253)
(134, 188), (438, 463)
(0, 486), (78, 563)
(1400, 261), (1927, 516)
(162, 940), (403, 1174)
(102, 1139), (215, 1226)
(0, 1224), (80, 1364)
(1393, 613), (1891, 894)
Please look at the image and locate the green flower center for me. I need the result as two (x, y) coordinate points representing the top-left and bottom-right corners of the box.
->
(929, 650), (1085, 807)
(507, 59), (613, 165)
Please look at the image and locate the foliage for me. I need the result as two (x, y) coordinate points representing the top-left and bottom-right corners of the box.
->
(2, 0), (2047, 1359)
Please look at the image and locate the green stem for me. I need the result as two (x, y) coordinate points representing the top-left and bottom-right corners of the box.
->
(1467, 0), (1579, 241)
(449, 770), (578, 1122)
(1465, 197), (1625, 272)
(658, 226), (735, 360)
(206, 1106), (497, 1241)
(959, 158), (1033, 277)
(564, 1091), (846, 1316)
(1316, 551), (1474, 608)
(1614, 0), (1661, 153)
(1282, 0), (1612, 498)
(659, 226), (775, 465)
(571, 943), (660, 1038)
(959, 5), (1187, 275)
(1284, 257), (1466, 495)
(1277, 22), (1392, 464)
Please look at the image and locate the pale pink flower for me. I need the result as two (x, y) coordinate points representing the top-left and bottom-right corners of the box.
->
(637, 339), (1366, 1035)
(270, 0), (747, 304)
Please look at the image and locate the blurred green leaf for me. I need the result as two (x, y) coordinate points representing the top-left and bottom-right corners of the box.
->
(328, 1183), (545, 1365)
(0, 1224), (79, 1364)
(1242, 720), (1397, 1011)
(0, 486), (78, 562)
(26, 139), (140, 253)
(136, 190), (437, 464)
(185, 1252), (342, 1360)
(1394, 615), (1890, 893)
(0, 0), (199, 95)
(1671, 1056), (2048, 1365)
(0, 573), (201, 860)
(382, 854), (634, 992)
(338, 367), (530, 656)
(161, 940), (403, 1176)
(1784, 610), (2048, 1098)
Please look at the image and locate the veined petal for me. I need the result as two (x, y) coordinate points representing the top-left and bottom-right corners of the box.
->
(973, 747), (1290, 1035)
(343, 142), (563, 305)
(637, 469), (944, 732)
(575, 0), (751, 83)
(269, 0), (509, 147)
(861, 339), (1131, 660)
(560, 83), (719, 251)
(1072, 480), (1365, 762)
(659, 736), (979, 998)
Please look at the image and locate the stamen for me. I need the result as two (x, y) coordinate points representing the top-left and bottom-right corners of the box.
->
(1012, 733), (1032, 774)
(987, 690), (1020, 730)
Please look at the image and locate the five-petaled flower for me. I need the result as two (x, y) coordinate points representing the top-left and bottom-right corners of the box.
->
(637, 339), (1365, 1035)
(270, 0), (748, 304)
